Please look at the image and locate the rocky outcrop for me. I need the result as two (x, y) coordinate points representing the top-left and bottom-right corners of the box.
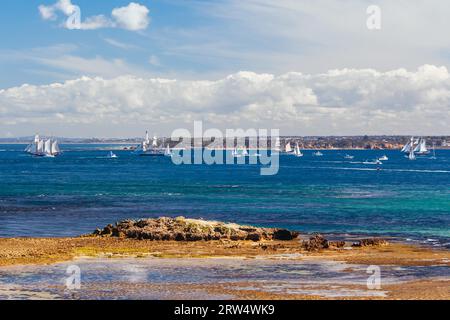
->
(352, 238), (389, 247)
(301, 234), (329, 251)
(93, 217), (299, 242)
(301, 234), (387, 251)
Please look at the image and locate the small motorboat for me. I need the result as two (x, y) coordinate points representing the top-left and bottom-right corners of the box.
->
(232, 148), (241, 158)
(363, 159), (382, 165)
(378, 155), (389, 161)
(313, 151), (323, 157)
(344, 154), (354, 160)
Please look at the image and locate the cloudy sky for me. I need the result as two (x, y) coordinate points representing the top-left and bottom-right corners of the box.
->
(1, 0), (450, 137)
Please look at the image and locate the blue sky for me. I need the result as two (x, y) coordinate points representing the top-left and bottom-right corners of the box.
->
(1, 1), (450, 137)
(0, 0), (219, 87)
(2, 0), (305, 88)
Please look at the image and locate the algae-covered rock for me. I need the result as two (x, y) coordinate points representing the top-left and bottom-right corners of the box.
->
(93, 217), (300, 242)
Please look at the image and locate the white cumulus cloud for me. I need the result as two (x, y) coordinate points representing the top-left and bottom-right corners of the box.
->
(38, 0), (150, 31)
(112, 2), (150, 31)
(1, 65), (449, 136)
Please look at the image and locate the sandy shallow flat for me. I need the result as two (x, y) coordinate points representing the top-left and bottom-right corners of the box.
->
(0, 237), (449, 300)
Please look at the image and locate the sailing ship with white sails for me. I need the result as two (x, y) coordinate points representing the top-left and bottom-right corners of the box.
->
(285, 142), (293, 154)
(294, 143), (303, 157)
(403, 137), (417, 160)
(135, 131), (164, 156)
(401, 137), (429, 157)
(164, 144), (173, 157)
(25, 134), (61, 157)
(430, 143), (437, 160)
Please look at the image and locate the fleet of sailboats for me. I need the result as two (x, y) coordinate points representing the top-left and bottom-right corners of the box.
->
(24, 133), (440, 165)
(25, 134), (61, 157)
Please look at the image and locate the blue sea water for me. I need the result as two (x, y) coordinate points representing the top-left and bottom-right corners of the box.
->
(0, 144), (449, 247)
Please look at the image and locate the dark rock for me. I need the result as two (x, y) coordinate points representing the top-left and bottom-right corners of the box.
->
(100, 224), (114, 235)
(273, 229), (299, 240)
(246, 232), (262, 242)
(302, 234), (329, 251)
(352, 238), (388, 247)
(328, 241), (346, 248)
(175, 232), (186, 241)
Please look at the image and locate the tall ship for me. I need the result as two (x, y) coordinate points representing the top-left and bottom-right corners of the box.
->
(25, 134), (61, 157)
(402, 137), (417, 160)
(134, 131), (165, 156)
(401, 137), (429, 156)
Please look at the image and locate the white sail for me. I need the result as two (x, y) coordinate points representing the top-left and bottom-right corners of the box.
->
(294, 143), (303, 157)
(152, 136), (158, 147)
(241, 146), (248, 156)
(274, 137), (281, 151)
(165, 144), (172, 156)
(25, 143), (35, 153)
(413, 140), (421, 152)
(44, 139), (52, 154)
(401, 141), (411, 153)
(418, 139), (428, 153)
(285, 142), (293, 153)
(51, 140), (60, 154)
(37, 140), (44, 153)
(431, 143), (437, 159)
(408, 137), (416, 160)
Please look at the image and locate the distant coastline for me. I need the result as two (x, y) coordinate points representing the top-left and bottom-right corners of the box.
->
(2, 135), (450, 150)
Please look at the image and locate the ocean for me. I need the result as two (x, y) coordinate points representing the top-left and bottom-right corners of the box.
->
(0, 144), (449, 248)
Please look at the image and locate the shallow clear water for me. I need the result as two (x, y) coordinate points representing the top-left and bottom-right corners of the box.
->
(0, 257), (448, 299)
(0, 144), (449, 246)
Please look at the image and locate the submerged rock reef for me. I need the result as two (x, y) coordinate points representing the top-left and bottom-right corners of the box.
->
(93, 217), (300, 242)
(301, 233), (389, 251)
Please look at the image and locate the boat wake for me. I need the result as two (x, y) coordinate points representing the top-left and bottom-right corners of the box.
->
(312, 166), (450, 173)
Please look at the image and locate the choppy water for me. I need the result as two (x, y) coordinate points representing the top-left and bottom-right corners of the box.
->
(0, 144), (449, 247)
